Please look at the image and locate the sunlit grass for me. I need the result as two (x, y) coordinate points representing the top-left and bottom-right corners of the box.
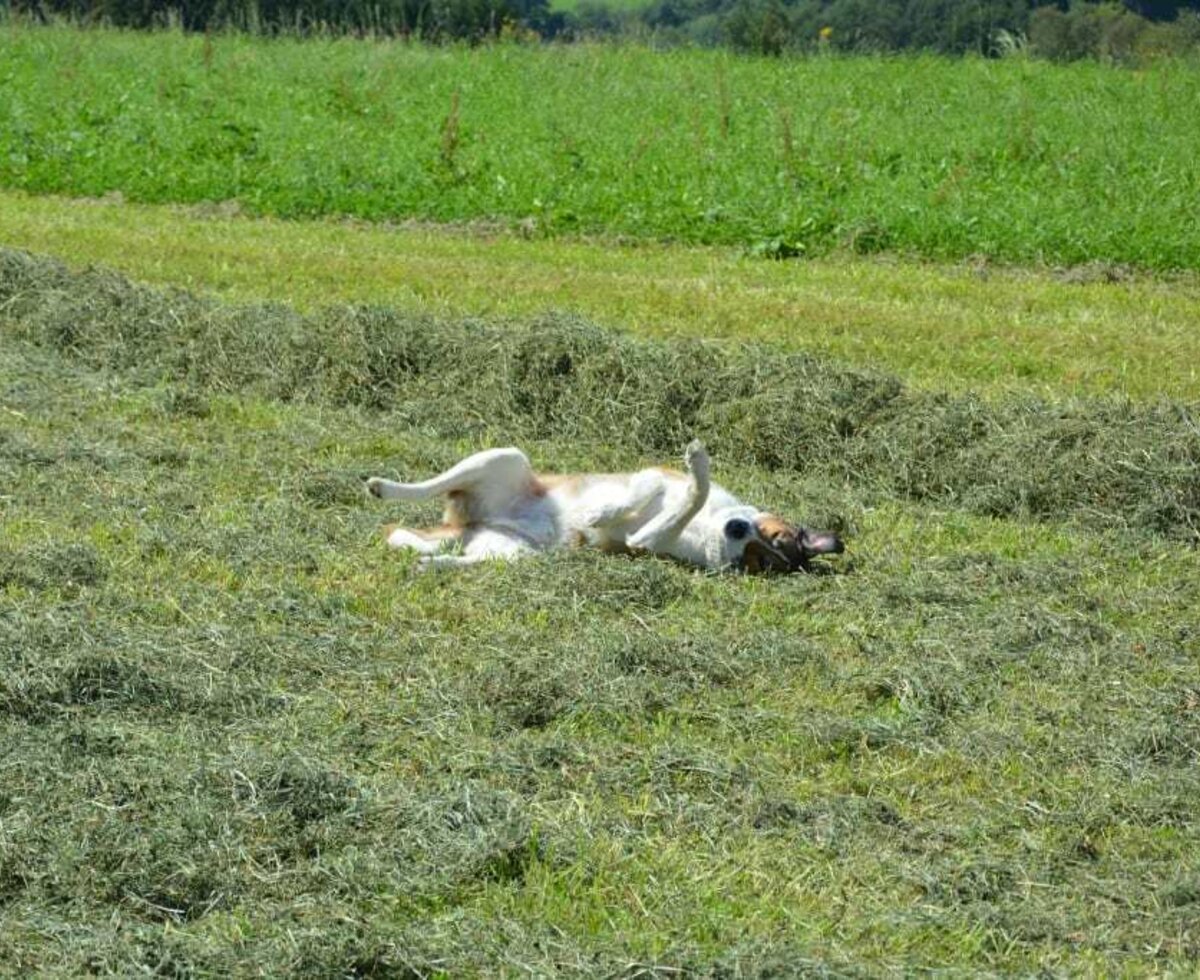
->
(1, 26), (1199, 270)
(2, 26), (1199, 969)
(3, 191), (1198, 400)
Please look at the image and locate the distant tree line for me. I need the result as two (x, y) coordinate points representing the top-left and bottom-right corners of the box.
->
(580, 0), (1200, 59)
(6, 0), (1200, 57)
(5, 0), (562, 39)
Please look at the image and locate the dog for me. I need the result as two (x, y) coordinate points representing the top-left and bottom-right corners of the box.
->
(365, 441), (843, 574)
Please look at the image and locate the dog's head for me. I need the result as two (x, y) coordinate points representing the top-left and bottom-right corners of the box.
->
(722, 512), (844, 574)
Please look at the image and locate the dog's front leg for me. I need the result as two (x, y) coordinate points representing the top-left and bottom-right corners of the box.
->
(626, 440), (711, 551)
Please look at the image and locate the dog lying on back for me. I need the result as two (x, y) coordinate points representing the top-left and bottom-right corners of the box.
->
(366, 441), (843, 573)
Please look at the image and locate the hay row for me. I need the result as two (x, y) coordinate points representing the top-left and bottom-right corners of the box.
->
(3, 247), (1196, 541)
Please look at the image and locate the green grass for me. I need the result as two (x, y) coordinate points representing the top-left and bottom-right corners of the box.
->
(2, 251), (1199, 973)
(3, 191), (1200, 402)
(2, 25), (1200, 270)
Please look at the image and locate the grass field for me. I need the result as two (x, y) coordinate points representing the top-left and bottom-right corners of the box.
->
(3, 191), (1199, 402)
(2, 21), (1200, 975)
(2, 243), (1199, 974)
(2, 25), (1200, 270)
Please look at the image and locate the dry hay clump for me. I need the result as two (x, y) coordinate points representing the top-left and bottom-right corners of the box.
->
(2, 248), (1197, 541)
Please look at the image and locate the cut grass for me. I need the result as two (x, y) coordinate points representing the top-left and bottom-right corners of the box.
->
(2, 26), (1200, 271)
(2, 281), (1198, 973)
(2, 191), (1199, 400)
(4, 247), (1197, 541)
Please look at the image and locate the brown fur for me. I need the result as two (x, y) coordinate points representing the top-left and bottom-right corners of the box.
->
(443, 490), (470, 529)
(752, 514), (804, 571)
(384, 523), (461, 542)
(535, 473), (584, 493)
(754, 515), (796, 540)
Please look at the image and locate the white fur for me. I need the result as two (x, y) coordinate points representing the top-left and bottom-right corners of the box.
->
(366, 441), (778, 572)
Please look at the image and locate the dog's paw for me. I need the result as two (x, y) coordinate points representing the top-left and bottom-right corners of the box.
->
(385, 527), (423, 551)
(684, 439), (710, 479)
(365, 477), (386, 498)
(625, 529), (654, 551)
(575, 509), (603, 529)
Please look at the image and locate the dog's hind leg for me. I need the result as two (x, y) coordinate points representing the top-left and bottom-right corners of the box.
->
(368, 449), (542, 534)
(384, 523), (461, 554)
(417, 528), (534, 571)
(366, 448), (533, 503)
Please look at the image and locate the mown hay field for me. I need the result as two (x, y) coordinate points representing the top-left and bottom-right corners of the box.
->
(2, 22), (1199, 977)
(2, 245), (1199, 975)
(2, 24), (1200, 269)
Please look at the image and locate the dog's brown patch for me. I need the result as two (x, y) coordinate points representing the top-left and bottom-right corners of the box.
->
(535, 473), (585, 493)
(754, 515), (796, 541)
(752, 514), (804, 572)
(443, 490), (470, 529)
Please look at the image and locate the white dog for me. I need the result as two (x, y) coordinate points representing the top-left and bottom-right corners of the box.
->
(366, 441), (842, 574)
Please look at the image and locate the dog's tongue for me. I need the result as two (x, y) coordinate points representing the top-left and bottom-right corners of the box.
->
(801, 529), (844, 555)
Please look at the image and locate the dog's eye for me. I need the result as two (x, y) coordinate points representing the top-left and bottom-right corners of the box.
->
(724, 518), (751, 540)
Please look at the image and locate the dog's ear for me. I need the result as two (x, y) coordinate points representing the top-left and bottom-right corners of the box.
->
(742, 540), (764, 575)
(743, 538), (791, 574)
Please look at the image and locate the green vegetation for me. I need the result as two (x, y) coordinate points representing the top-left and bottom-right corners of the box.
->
(5, 0), (561, 39)
(3, 249), (1199, 974)
(4, 248), (1199, 539)
(2, 26), (1200, 270)
(3, 17), (1199, 972)
(627, 0), (1200, 60)
(552, 0), (650, 15)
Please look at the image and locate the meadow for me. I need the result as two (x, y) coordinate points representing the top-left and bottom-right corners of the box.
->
(2, 241), (1199, 974)
(1, 25), (1200, 270)
(2, 21), (1200, 977)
